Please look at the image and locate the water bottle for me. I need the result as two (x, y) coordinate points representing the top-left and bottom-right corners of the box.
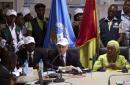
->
(39, 59), (44, 76)
(23, 60), (29, 76)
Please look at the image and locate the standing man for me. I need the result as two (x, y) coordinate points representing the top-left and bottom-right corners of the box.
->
(28, 3), (47, 47)
(99, 4), (124, 47)
(21, 7), (33, 36)
(1, 9), (23, 52)
(72, 8), (83, 38)
(120, 0), (130, 46)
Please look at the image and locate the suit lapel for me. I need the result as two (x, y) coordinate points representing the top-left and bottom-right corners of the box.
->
(4, 26), (13, 40)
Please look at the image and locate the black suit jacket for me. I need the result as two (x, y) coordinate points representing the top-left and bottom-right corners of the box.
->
(48, 49), (83, 69)
(0, 64), (11, 85)
(16, 48), (49, 69)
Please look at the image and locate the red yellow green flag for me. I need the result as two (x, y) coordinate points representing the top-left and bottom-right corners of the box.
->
(76, 0), (98, 68)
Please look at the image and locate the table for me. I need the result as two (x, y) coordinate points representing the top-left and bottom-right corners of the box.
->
(17, 70), (130, 85)
(63, 71), (130, 85)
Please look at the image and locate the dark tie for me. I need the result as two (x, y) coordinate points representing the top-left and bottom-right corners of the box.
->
(60, 55), (65, 66)
(28, 53), (33, 67)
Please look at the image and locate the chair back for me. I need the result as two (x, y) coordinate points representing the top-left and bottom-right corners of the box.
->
(99, 47), (129, 60)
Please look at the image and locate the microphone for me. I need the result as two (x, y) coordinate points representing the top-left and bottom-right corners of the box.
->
(108, 73), (130, 85)
(48, 54), (65, 83)
(89, 54), (98, 71)
(122, 63), (128, 73)
(38, 70), (43, 85)
(51, 54), (59, 66)
(47, 54), (60, 72)
(89, 57), (97, 79)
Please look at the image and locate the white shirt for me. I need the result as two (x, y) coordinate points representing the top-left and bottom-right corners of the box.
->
(105, 17), (123, 32)
(27, 51), (34, 60)
(62, 52), (66, 66)
(121, 11), (130, 46)
(8, 23), (23, 52)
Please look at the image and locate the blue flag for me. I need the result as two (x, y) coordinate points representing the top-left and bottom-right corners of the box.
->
(43, 0), (76, 48)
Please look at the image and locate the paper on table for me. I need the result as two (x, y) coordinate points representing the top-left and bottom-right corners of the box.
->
(12, 67), (22, 76)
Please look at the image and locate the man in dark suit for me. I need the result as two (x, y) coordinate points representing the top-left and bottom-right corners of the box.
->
(16, 36), (49, 70)
(48, 38), (83, 70)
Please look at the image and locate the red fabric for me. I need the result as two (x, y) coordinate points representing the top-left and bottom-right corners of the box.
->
(76, 0), (97, 47)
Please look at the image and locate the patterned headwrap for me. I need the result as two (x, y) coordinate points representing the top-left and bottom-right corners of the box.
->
(107, 40), (120, 54)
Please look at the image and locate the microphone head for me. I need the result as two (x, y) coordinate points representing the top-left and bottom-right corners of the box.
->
(97, 67), (106, 72)
(82, 68), (92, 73)
(122, 66), (128, 73)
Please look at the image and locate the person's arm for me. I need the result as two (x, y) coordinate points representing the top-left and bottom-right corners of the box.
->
(99, 36), (105, 48)
(93, 55), (105, 71)
(119, 55), (127, 68)
(105, 63), (121, 70)
(8, 75), (15, 85)
(118, 22), (125, 44)
(106, 55), (127, 70)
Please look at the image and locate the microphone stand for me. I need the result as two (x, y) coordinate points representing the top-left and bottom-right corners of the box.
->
(38, 70), (43, 85)
(108, 73), (130, 85)
(49, 54), (65, 83)
(48, 54), (60, 71)
(89, 54), (99, 78)
(54, 54), (65, 82)
(54, 69), (65, 83)
(89, 58), (94, 79)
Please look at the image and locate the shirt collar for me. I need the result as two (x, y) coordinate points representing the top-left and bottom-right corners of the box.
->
(8, 23), (16, 31)
(27, 51), (34, 55)
(7, 23), (16, 28)
(36, 17), (45, 22)
(121, 10), (125, 15)
(105, 17), (118, 21)
(121, 10), (130, 16)
(62, 52), (66, 57)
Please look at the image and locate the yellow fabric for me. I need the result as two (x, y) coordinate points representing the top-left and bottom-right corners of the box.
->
(107, 40), (120, 54)
(80, 38), (96, 68)
(78, 0), (99, 69)
(93, 54), (128, 71)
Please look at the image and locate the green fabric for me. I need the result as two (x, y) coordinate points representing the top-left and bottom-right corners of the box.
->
(27, 18), (44, 31)
(93, 54), (128, 71)
(26, 22), (32, 31)
(3, 26), (21, 41)
(15, 26), (21, 33)
(36, 18), (43, 30)
(3, 27), (12, 40)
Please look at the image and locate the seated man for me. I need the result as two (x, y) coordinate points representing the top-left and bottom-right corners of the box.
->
(93, 40), (129, 71)
(16, 36), (49, 70)
(48, 38), (83, 72)
(0, 47), (18, 85)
